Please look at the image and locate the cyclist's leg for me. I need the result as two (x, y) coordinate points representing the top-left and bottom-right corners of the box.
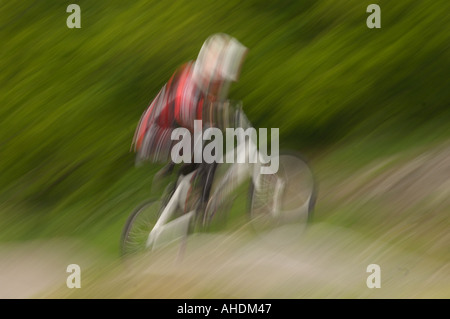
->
(200, 161), (218, 204)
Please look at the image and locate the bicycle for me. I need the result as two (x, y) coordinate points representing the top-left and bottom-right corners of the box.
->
(120, 106), (317, 257)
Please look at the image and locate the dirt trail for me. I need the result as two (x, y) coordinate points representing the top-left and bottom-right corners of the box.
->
(44, 224), (449, 298)
(1, 141), (449, 298)
(0, 240), (95, 298)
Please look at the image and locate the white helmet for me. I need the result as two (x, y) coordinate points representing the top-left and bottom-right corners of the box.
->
(192, 33), (248, 96)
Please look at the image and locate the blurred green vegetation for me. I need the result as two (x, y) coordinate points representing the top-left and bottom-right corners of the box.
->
(1, 0), (449, 255)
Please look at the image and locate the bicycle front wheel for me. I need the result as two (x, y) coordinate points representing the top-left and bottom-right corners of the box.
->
(248, 152), (317, 232)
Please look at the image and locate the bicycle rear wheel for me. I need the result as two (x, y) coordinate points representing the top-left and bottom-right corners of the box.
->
(248, 152), (316, 232)
(120, 199), (162, 257)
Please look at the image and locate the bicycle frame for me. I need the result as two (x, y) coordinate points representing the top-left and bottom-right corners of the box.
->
(145, 135), (269, 250)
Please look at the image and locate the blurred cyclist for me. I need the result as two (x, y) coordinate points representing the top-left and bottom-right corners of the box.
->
(132, 33), (248, 208)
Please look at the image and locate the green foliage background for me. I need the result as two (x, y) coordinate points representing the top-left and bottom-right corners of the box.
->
(1, 0), (449, 254)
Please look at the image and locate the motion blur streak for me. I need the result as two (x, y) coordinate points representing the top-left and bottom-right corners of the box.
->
(0, 0), (449, 298)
